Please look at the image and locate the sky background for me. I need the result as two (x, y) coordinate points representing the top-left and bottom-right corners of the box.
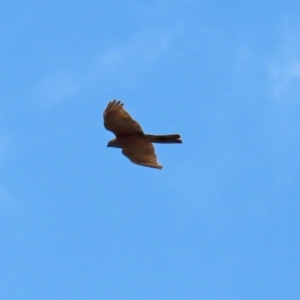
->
(1, 1), (300, 299)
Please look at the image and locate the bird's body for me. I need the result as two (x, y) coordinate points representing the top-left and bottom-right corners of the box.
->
(103, 100), (182, 169)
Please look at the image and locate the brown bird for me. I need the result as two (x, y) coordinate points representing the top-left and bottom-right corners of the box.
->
(104, 100), (182, 169)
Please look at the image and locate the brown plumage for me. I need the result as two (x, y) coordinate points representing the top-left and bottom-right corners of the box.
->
(103, 100), (182, 169)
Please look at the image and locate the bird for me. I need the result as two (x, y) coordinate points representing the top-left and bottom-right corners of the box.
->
(103, 100), (182, 169)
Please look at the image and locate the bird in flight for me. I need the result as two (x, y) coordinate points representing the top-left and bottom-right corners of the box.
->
(103, 100), (182, 169)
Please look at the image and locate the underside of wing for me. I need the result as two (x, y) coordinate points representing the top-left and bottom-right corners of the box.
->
(103, 100), (144, 135)
(122, 138), (162, 169)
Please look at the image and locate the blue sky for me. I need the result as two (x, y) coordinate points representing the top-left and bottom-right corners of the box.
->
(1, 1), (300, 299)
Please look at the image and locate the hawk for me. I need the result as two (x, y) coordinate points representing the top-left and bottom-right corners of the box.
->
(104, 100), (182, 169)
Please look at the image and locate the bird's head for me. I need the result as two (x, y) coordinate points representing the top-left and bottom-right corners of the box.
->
(107, 138), (122, 148)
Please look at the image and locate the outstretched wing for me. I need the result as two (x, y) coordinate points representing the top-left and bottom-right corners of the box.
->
(103, 100), (144, 136)
(122, 138), (162, 169)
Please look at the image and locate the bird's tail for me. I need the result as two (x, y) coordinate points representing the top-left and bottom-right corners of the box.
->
(146, 134), (182, 144)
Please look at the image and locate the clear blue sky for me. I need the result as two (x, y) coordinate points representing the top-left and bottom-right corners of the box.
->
(1, 1), (300, 299)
